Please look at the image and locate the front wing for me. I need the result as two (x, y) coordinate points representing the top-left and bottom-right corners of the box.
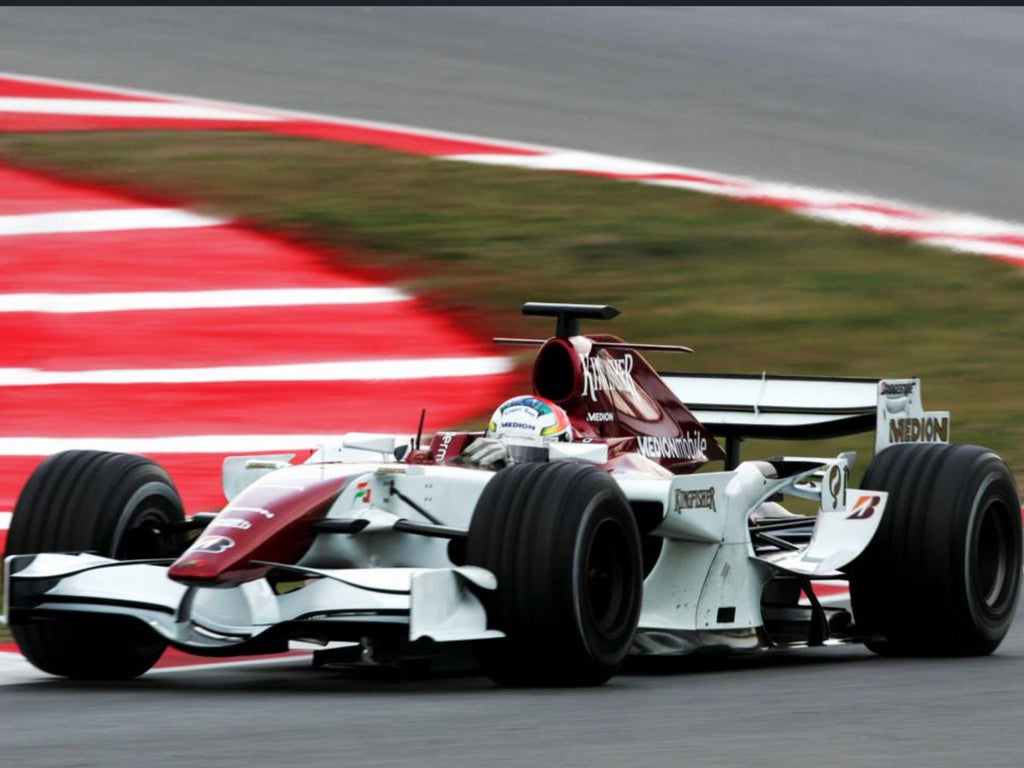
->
(4, 553), (502, 657)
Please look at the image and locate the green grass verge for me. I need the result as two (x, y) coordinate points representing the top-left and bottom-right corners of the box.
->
(2, 131), (1023, 488)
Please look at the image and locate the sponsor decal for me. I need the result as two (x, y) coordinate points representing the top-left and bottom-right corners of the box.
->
(582, 354), (636, 402)
(191, 535), (235, 554)
(586, 411), (615, 423)
(827, 465), (843, 508)
(638, 432), (708, 461)
(435, 433), (454, 460)
(226, 506), (274, 519)
(888, 416), (949, 444)
(503, 405), (538, 418)
(847, 494), (881, 520)
(498, 421), (536, 431)
(210, 518), (252, 531)
(881, 381), (915, 396)
(354, 480), (371, 504)
(178, 559), (203, 567)
(674, 487), (716, 512)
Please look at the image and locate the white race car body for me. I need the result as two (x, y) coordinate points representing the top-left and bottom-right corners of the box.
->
(4, 303), (965, 673)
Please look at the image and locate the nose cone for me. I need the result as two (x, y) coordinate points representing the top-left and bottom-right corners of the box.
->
(168, 464), (357, 586)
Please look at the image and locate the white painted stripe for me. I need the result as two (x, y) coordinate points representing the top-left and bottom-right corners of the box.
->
(447, 150), (712, 178)
(449, 154), (1024, 239)
(0, 434), (391, 455)
(0, 653), (52, 687)
(917, 237), (1024, 262)
(0, 97), (278, 122)
(0, 512), (10, 530)
(0, 356), (513, 387)
(0, 287), (409, 314)
(802, 207), (1024, 238)
(0, 208), (224, 236)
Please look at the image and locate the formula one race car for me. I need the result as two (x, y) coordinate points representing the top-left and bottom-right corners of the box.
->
(4, 303), (1021, 685)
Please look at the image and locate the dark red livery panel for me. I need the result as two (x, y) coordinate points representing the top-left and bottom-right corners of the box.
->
(532, 334), (724, 472)
(168, 464), (356, 586)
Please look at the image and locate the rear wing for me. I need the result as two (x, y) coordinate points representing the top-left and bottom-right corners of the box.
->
(661, 373), (949, 464)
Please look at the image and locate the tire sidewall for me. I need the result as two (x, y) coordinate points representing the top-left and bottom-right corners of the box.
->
(571, 488), (643, 668)
(960, 467), (1022, 644)
(110, 479), (186, 559)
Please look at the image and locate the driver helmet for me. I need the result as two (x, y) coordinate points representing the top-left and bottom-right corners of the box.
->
(486, 395), (572, 463)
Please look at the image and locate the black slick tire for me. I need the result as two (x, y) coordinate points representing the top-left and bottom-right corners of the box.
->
(5, 450), (186, 679)
(849, 443), (1022, 656)
(466, 462), (643, 686)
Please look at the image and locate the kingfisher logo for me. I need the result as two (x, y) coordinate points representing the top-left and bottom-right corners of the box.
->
(581, 354), (636, 402)
(674, 487), (716, 512)
(638, 432), (708, 461)
(889, 416), (949, 444)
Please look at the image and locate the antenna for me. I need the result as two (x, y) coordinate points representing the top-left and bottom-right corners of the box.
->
(415, 408), (426, 450)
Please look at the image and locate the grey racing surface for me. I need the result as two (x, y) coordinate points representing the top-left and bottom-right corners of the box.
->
(2, 7), (1024, 218)
(2, 7), (1024, 767)
(4, 612), (1024, 768)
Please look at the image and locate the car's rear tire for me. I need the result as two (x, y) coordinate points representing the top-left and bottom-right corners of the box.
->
(5, 450), (186, 679)
(849, 443), (1022, 656)
(466, 462), (643, 686)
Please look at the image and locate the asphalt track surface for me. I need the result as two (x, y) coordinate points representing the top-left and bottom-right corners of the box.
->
(3, 620), (1024, 768)
(3, 7), (1024, 767)
(2, 7), (1024, 220)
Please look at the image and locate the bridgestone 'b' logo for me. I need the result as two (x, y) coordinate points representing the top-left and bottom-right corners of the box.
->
(889, 416), (949, 444)
(847, 495), (881, 520)
(581, 355), (636, 402)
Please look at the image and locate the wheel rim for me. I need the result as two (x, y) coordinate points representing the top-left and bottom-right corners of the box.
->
(114, 501), (179, 560)
(972, 498), (1017, 615)
(582, 518), (635, 636)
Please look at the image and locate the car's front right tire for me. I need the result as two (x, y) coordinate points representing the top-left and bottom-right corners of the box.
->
(849, 443), (1022, 656)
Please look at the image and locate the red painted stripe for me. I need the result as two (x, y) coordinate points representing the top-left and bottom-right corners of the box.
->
(0, 78), (163, 101)
(268, 120), (539, 157)
(1, 226), (381, 292)
(0, 641), (307, 670)
(0, 303), (494, 369)
(808, 583), (849, 597)
(640, 171), (737, 187)
(153, 647), (309, 669)
(0, 166), (144, 214)
(0, 114), (538, 158)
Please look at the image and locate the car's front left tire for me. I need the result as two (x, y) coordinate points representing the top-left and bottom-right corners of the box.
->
(466, 461), (643, 686)
(5, 450), (186, 679)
